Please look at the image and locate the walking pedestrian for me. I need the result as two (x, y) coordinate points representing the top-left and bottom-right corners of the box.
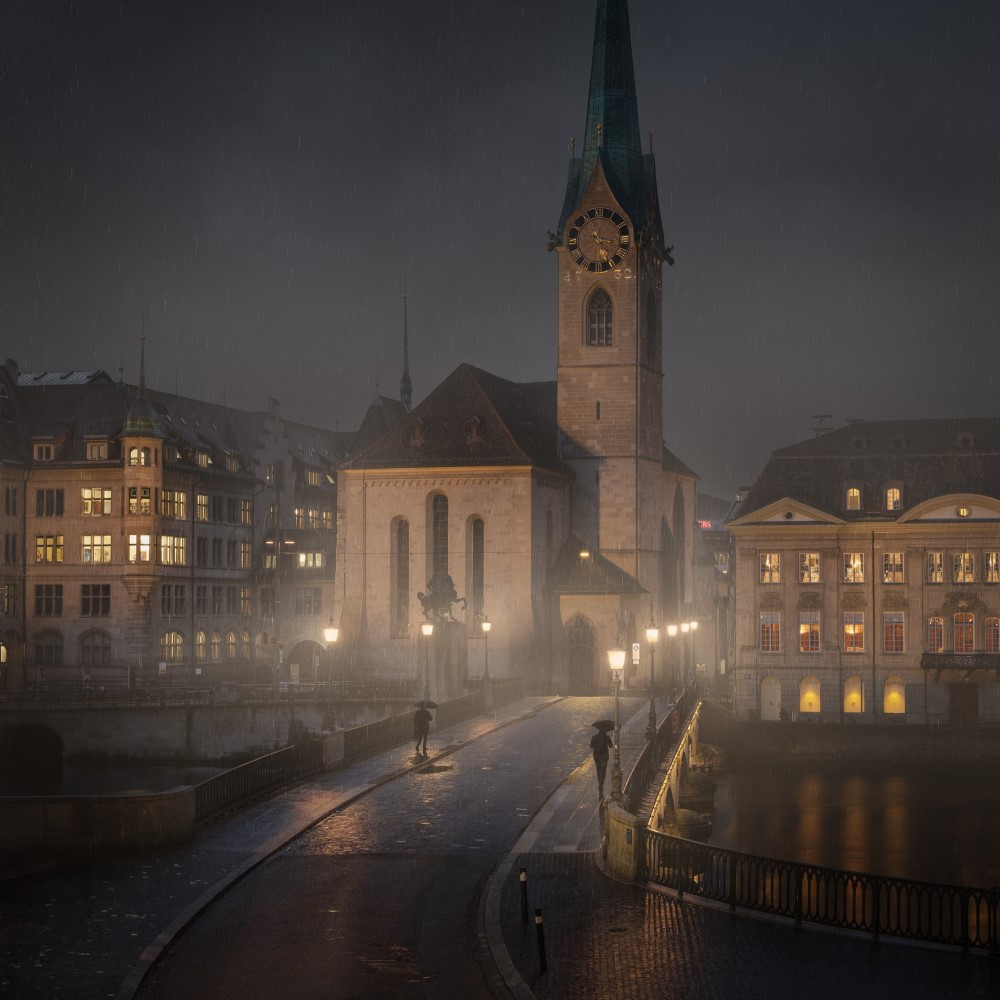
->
(590, 727), (614, 798)
(413, 706), (432, 756)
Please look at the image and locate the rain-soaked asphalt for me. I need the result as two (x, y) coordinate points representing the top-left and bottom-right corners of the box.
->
(134, 696), (629, 999)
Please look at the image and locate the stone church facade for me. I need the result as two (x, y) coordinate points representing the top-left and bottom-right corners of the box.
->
(336, 0), (697, 696)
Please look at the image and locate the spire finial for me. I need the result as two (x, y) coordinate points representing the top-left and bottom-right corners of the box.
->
(571, 136), (576, 158)
(400, 278), (413, 411)
(648, 129), (654, 153)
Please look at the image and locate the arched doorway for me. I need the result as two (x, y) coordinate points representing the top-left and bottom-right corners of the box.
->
(565, 614), (596, 694)
(760, 675), (781, 721)
(285, 640), (324, 685)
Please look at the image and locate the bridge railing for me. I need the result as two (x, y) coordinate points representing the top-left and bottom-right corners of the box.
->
(622, 682), (698, 814)
(194, 740), (324, 826)
(646, 832), (1000, 954)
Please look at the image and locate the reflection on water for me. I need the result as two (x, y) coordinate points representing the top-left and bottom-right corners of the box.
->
(710, 757), (1000, 888)
(0, 760), (224, 796)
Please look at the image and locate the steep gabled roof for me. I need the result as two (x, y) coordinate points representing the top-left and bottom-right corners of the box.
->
(341, 364), (562, 473)
(733, 418), (1000, 521)
(551, 534), (646, 595)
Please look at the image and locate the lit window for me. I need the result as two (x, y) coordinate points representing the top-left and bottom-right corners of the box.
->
(883, 676), (905, 714)
(128, 487), (152, 515)
(322, 510), (334, 530)
(985, 552), (999, 584)
(955, 613), (975, 653)
(799, 676), (821, 714)
(883, 612), (905, 653)
(882, 552), (904, 584)
(985, 617), (1000, 654)
(846, 487), (861, 510)
(161, 631), (184, 663)
(241, 629), (251, 660)
(241, 541), (252, 569)
(128, 533), (151, 563)
(759, 611), (780, 652)
(240, 587), (252, 615)
(35, 534), (64, 563)
(196, 451), (210, 468)
(843, 552), (864, 584)
(586, 287), (613, 346)
(927, 551), (944, 584)
(927, 616), (944, 652)
(843, 612), (864, 653)
(196, 494), (208, 521)
(954, 552), (975, 583)
(294, 507), (305, 529)
(211, 631), (221, 660)
(159, 535), (187, 566)
(161, 490), (187, 518)
(885, 487), (901, 511)
(799, 611), (820, 652)
(195, 630), (207, 662)
(759, 553), (781, 584)
(226, 630), (237, 659)
(843, 675), (864, 714)
(297, 551), (324, 568)
(307, 469), (321, 487)
(241, 499), (253, 525)
(798, 552), (820, 584)
(81, 487), (112, 515)
(81, 535), (112, 563)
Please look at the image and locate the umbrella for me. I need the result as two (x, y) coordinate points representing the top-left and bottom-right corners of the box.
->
(416, 700), (438, 709)
(591, 719), (615, 732)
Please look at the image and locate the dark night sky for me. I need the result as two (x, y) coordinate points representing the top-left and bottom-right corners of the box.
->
(2, 0), (998, 499)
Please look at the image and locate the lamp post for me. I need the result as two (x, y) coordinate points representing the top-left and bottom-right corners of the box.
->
(420, 621), (434, 701)
(688, 619), (699, 691)
(644, 618), (660, 741)
(607, 636), (626, 802)
(323, 618), (339, 687)
(480, 614), (491, 710)
(680, 622), (690, 686)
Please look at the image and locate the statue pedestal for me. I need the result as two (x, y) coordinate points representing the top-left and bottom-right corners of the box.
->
(429, 621), (468, 700)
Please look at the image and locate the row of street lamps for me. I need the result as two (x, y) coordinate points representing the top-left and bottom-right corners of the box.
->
(605, 616), (699, 803)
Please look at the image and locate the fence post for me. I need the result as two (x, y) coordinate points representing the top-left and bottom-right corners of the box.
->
(961, 888), (970, 953)
(535, 908), (547, 974)
(520, 867), (529, 925)
(871, 876), (880, 942)
(729, 855), (736, 912)
(794, 865), (802, 926)
(991, 887), (1000, 957)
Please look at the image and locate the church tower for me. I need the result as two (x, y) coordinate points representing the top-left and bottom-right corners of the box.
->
(553, 0), (669, 590)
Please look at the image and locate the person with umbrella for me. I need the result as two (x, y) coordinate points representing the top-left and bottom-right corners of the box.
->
(590, 720), (615, 799)
(414, 700), (436, 756)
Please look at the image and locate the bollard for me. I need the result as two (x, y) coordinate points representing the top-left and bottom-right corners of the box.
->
(520, 867), (529, 925)
(535, 908), (547, 974)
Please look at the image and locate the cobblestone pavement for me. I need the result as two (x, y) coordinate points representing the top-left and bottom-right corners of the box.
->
(498, 855), (997, 1000)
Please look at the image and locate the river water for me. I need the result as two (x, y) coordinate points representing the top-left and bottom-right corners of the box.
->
(708, 756), (1000, 889)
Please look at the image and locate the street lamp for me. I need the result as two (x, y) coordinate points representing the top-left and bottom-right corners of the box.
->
(480, 614), (492, 710)
(688, 620), (699, 690)
(680, 622), (691, 686)
(644, 617), (659, 741)
(607, 635), (627, 802)
(323, 618), (339, 687)
(420, 621), (434, 701)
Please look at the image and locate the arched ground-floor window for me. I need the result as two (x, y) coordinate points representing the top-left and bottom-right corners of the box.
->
(883, 675), (905, 714)
(843, 675), (864, 714)
(161, 631), (184, 663)
(799, 675), (821, 714)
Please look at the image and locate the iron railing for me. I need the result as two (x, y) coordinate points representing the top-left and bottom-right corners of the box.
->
(194, 740), (324, 825)
(646, 833), (1000, 954)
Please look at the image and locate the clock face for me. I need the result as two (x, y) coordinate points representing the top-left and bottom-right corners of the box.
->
(567, 207), (630, 271)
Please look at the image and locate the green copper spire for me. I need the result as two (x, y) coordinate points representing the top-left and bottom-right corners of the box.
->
(581, 0), (643, 205)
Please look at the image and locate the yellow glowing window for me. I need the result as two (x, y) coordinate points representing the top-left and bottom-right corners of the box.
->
(799, 676), (821, 714)
(843, 676), (863, 714)
(883, 677), (905, 715)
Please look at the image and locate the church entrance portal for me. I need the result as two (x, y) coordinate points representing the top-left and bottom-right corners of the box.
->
(566, 615), (596, 694)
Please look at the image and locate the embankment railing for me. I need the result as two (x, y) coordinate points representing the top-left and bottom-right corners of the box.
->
(646, 824), (1000, 955)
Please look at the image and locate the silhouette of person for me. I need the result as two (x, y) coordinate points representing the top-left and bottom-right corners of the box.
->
(590, 729), (614, 797)
(414, 706), (432, 755)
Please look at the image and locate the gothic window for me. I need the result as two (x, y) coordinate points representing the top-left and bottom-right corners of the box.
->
(196, 630), (207, 662)
(586, 288), (613, 346)
(432, 494), (448, 576)
(391, 517), (410, 637)
(470, 518), (485, 622)
(161, 630), (184, 663)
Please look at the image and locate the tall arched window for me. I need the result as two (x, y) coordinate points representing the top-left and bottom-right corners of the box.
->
(927, 616), (944, 652)
(955, 613), (975, 653)
(843, 675), (863, 714)
(241, 630), (251, 660)
(390, 517), (410, 636)
(883, 676), (906, 714)
(799, 675), (821, 714)
(210, 630), (221, 661)
(644, 290), (657, 364)
(469, 517), (485, 621)
(431, 494), (448, 576)
(195, 630), (207, 662)
(586, 288), (613, 346)
(161, 630), (184, 663)
(226, 630), (237, 659)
